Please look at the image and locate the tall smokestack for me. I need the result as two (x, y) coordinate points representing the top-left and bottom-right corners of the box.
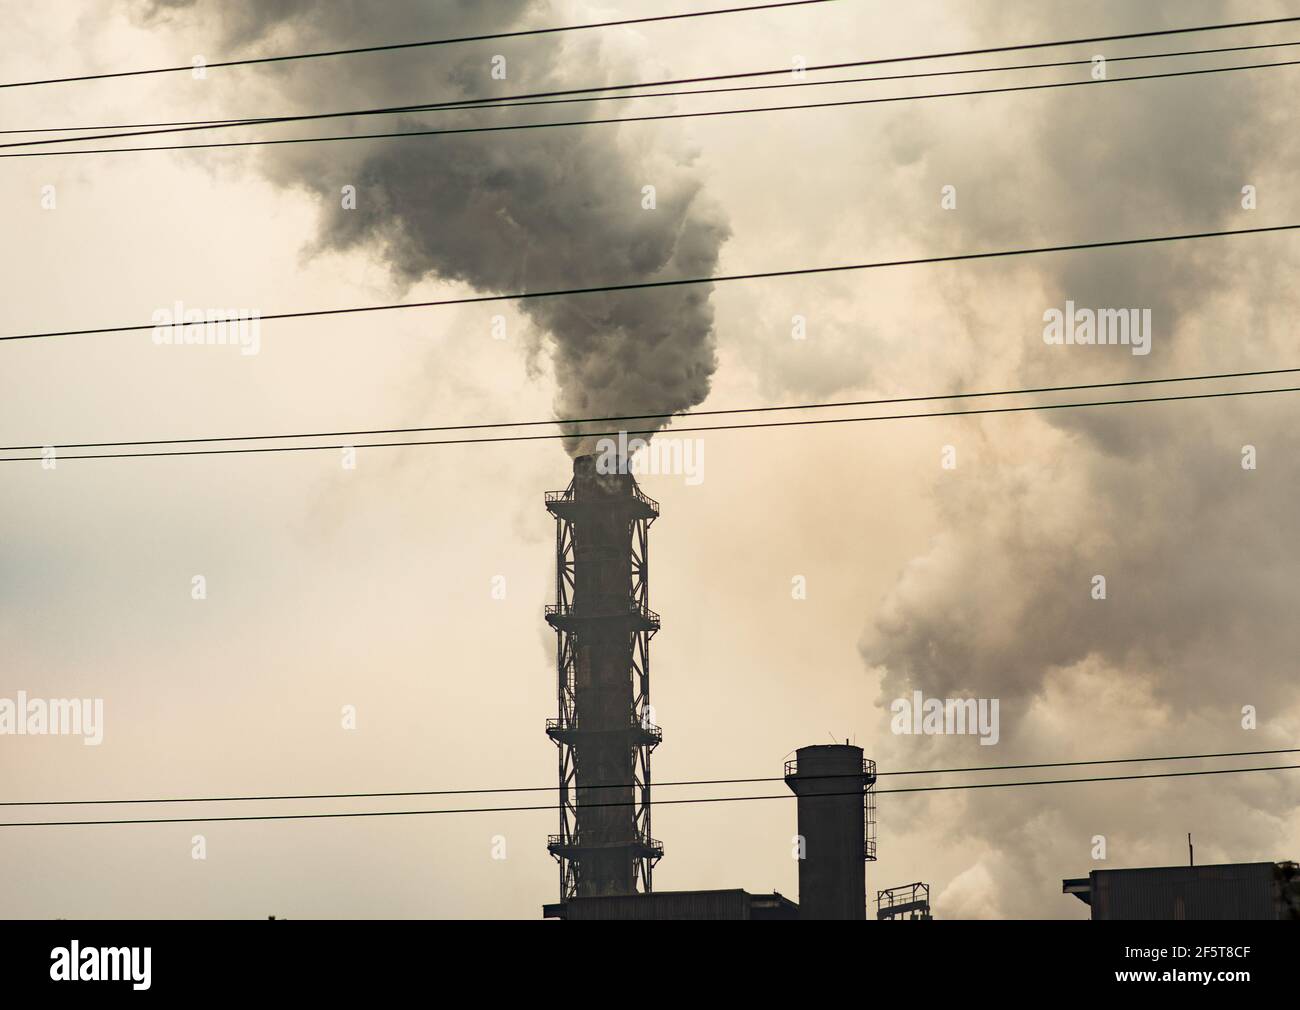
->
(545, 454), (662, 900)
(784, 744), (876, 920)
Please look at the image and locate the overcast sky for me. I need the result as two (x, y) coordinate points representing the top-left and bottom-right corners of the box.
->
(2, 0), (1298, 919)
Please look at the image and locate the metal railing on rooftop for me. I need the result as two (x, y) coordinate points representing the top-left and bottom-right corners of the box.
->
(548, 832), (663, 857)
(546, 717), (662, 742)
(545, 601), (660, 625)
(784, 757), (877, 781)
(544, 484), (659, 516)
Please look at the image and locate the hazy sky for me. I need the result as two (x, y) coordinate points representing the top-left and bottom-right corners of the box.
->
(2, 0), (1298, 919)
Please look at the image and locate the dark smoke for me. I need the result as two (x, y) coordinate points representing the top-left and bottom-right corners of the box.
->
(136, 0), (730, 455)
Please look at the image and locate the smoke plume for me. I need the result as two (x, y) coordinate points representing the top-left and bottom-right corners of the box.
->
(848, 0), (1300, 916)
(137, 0), (730, 455)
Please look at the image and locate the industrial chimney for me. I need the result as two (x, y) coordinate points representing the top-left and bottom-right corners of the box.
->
(784, 744), (877, 920)
(544, 454), (663, 900)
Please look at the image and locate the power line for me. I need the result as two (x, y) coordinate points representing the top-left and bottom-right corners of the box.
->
(6, 365), (1298, 454)
(881, 748), (1300, 778)
(2, 763), (1294, 827)
(9, 56), (1299, 159)
(0, 1), (833, 90)
(4, 748), (1292, 808)
(8, 37), (1297, 144)
(880, 763), (1300, 796)
(4, 385), (1297, 463)
(3, 223), (1294, 343)
(4, 9), (1294, 92)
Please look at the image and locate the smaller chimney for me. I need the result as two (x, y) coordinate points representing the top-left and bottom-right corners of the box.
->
(785, 744), (873, 920)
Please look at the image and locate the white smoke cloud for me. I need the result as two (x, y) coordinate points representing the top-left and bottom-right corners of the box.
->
(850, 0), (1300, 915)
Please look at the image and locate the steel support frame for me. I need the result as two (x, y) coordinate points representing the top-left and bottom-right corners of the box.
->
(548, 495), (659, 901)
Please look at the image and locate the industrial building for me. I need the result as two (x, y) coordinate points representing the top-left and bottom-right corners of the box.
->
(542, 741), (877, 919)
(783, 744), (877, 920)
(539, 456), (878, 919)
(1063, 861), (1300, 919)
(877, 882), (933, 920)
(543, 454), (662, 901)
(535, 457), (1300, 924)
(544, 890), (799, 921)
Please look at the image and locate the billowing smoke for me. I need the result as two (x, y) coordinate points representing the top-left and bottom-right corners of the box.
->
(130, 0), (1300, 916)
(835, 0), (1300, 916)
(137, 0), (730, 455)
